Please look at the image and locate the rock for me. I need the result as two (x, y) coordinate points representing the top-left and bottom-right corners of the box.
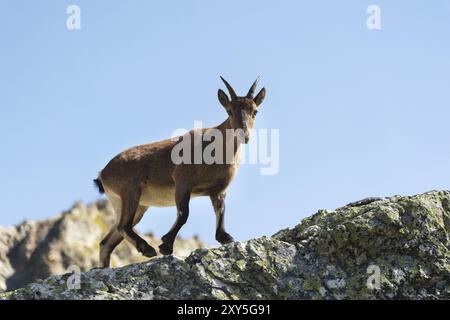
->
(0, 200), (205, 292)
(1, 190), (449, 300)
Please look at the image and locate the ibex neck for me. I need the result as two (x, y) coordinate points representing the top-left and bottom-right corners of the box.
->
(215, 118), (242, 160)
(216, 118), (232, 131)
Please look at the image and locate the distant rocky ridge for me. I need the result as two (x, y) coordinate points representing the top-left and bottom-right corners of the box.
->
(0, 200), (205, 292)
(1, 190), (449, 300)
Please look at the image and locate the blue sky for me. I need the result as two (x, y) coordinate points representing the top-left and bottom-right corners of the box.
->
(0, 1), (449, 244)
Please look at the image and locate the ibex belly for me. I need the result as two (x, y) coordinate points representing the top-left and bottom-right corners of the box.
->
(139, 184), (202, 207)
(139, 184), (176, 207)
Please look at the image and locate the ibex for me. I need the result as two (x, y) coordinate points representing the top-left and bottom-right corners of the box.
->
(94, 77), (266, 268)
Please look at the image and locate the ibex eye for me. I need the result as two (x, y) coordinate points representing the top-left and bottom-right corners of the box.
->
(227, 110), (232, 116)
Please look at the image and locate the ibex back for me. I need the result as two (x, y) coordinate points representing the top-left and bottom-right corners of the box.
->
(94, 77), (266, 268)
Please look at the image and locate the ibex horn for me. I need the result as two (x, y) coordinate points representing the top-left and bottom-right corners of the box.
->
(246, 76), (260, 98)
(220, 76), (238, 100)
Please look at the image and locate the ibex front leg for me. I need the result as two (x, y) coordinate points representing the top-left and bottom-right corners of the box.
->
(159, 186), (191, 255)
(210, 192), (234, 244)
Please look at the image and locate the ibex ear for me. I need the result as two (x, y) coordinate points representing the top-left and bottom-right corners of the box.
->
(253, 87), (266, 107)
(218, 89), (230, 107)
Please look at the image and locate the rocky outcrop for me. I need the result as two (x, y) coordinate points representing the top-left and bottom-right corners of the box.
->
(0, 200), (205, 292)
(1, 191), (449, 300)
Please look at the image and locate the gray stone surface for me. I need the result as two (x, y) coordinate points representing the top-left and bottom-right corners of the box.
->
(1, 191), (449, 300)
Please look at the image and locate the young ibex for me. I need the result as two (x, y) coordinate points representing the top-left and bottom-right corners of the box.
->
(94, 77), (266, 268)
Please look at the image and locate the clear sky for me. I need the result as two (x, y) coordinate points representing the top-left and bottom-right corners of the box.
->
(1, 1), (449, 244)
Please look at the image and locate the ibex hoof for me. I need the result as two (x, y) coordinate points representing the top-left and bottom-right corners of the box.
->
(159, 242), (174, 255)
(217, 232), (234, 245)
(138, 243), (157, 258)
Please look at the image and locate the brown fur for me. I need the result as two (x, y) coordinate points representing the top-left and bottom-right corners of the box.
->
(96, 77), (266, 267)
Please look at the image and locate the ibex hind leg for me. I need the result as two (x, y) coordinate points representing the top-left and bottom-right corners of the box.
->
(99, 196), (151, 267)
(117, 190), (157, 258)
(99, 196), (122, 268)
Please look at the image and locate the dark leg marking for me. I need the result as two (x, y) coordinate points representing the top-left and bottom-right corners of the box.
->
(118, 192), (157, 259)
(210, 192), (234, 245)
(159, 186), (191, 255)
(99, 205), (149, 268)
